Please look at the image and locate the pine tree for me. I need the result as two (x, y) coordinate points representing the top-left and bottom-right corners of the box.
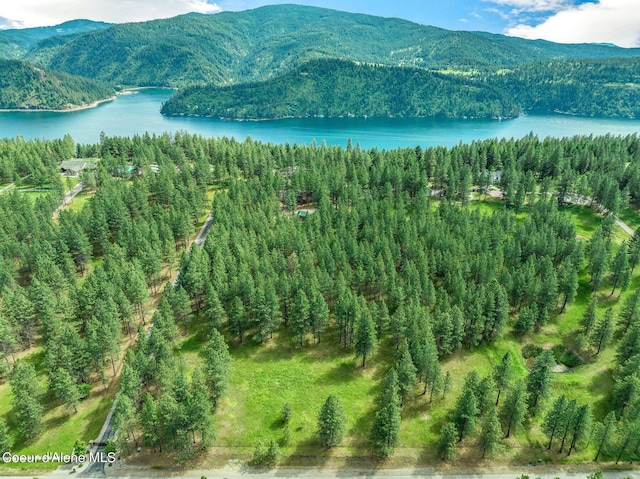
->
(0, 417), (13, 454)
(619, 289), (640, 334)
(442, 370), (452, 400)
(479, 407), (503, 458)
(453, 387), (479, 442)
(355, 308), (377, 367)
(51, 367), (81, 414)
(514, 304), (537, 335)
(139, 393), (161, 451)
(396, 342), (417, 406)
(566, 404), (592, 456)
(203, 329), (232, 407)
(309, 290), (329, 344)
(437, 423), (457, 460)
(558, 399), (578, 453)
(203, 285), (225, 330)
(493, 352), (514, 406)
(476, 376), (497, 415)
(188, 368), (215, 448)
(558, 260), (578, 313)
(10, 360), (43, 439)
(381, 368), (401, 408)
(580, 297), (598, 336)
(499, 380), (528, 438)
(369, 402), (401, 458)
(593, 411), (616, 462)
(589, 307), (615, 355)
(526, 350), (555, 412)
(317, 395), (347, 448)
(610, 242), (631, 296)
(228, 296), (247, 343)
(292, 290), (310, 347)
(629, 228), (640, 273)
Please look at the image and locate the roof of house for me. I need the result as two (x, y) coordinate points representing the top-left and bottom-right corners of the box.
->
(60, 159), (97, 171)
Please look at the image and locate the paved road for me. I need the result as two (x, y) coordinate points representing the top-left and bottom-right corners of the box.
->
(53, 182), (85, 216)
(173, 212), (214, 287)
(0, 174), (32, 194)
(4, 466), (636, 479)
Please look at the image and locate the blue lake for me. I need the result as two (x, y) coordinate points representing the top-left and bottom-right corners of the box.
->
(1, 88), (639, 148)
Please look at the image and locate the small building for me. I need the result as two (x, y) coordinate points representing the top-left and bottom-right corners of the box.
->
(60, 159), (97, 176)
(491, 170), (503, 184)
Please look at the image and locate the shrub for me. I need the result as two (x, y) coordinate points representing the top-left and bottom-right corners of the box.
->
(522, 344), (543, 359)
(251, 439), (280, 467)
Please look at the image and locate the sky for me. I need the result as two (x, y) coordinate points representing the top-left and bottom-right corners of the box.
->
(0, 0), (639, 47)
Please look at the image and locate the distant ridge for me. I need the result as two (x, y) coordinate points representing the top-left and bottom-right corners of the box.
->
(0, 19), (112, 59)
(18, 5), (640, 88)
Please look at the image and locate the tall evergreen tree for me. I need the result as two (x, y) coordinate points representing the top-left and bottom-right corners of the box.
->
(437, 423), (457, 460)
(526, 350), (555, 412)
(589, 307), (615, 355)
(610, 242), (631, 296)
(499, 380), (528, 438)
(51, 367), (81, 414)
(493, 352), (514, 406)
(0, 417), (12, 454)
(453, 387), (479, 442)
(317, 395), (347, 448)
(292, 290), (310, 347)
(480, 407), (503, 458)
(395, 342), (417, 406)
(369, 402), (401, 458)
(542, 395), (569, 450)
(203, 329), (232, 407)
(228, 296), (247, 343)
(580, 297), (598, 336)
(593, 411), (616, 462)
(10, 360), (43, 439)
(355, 308), (377, 367)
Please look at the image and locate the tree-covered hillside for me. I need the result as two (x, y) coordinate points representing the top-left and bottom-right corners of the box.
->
(161, 59), (520, 119)
(492, 58), (640, 118)
(162, 57), (640, 120)
(24, 5), (640, 88)
(0, 20), (111, 60)
(0, 59), (115, 110)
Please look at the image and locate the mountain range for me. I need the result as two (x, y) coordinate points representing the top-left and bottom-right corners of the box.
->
(1, 5), (639, 117)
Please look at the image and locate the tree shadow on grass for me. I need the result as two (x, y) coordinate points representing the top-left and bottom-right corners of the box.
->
(316, 361), (359, 385)
(278, 435), (332, 469)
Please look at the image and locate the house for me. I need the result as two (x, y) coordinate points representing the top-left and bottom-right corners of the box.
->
(60, 159), (97, 176)
(491, 170), (503, 184)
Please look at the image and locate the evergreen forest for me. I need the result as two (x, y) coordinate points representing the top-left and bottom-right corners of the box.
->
(1, 132), (640, 469)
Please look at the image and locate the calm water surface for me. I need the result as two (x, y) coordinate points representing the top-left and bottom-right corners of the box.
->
(1, 88), (639, 148)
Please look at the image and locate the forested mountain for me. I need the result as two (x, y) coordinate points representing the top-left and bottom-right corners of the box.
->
(22, 5), (640, 88)
(0, 20), (111, 59)
(161, 57), (640, 120)
(161, 59), (520, 119)
(493, 58), (640, 118)
(0, 59), (115, 110)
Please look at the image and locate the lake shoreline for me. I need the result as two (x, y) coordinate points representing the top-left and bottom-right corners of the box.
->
(0, 94), (118, 113)
(0, 86), (176, 113)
